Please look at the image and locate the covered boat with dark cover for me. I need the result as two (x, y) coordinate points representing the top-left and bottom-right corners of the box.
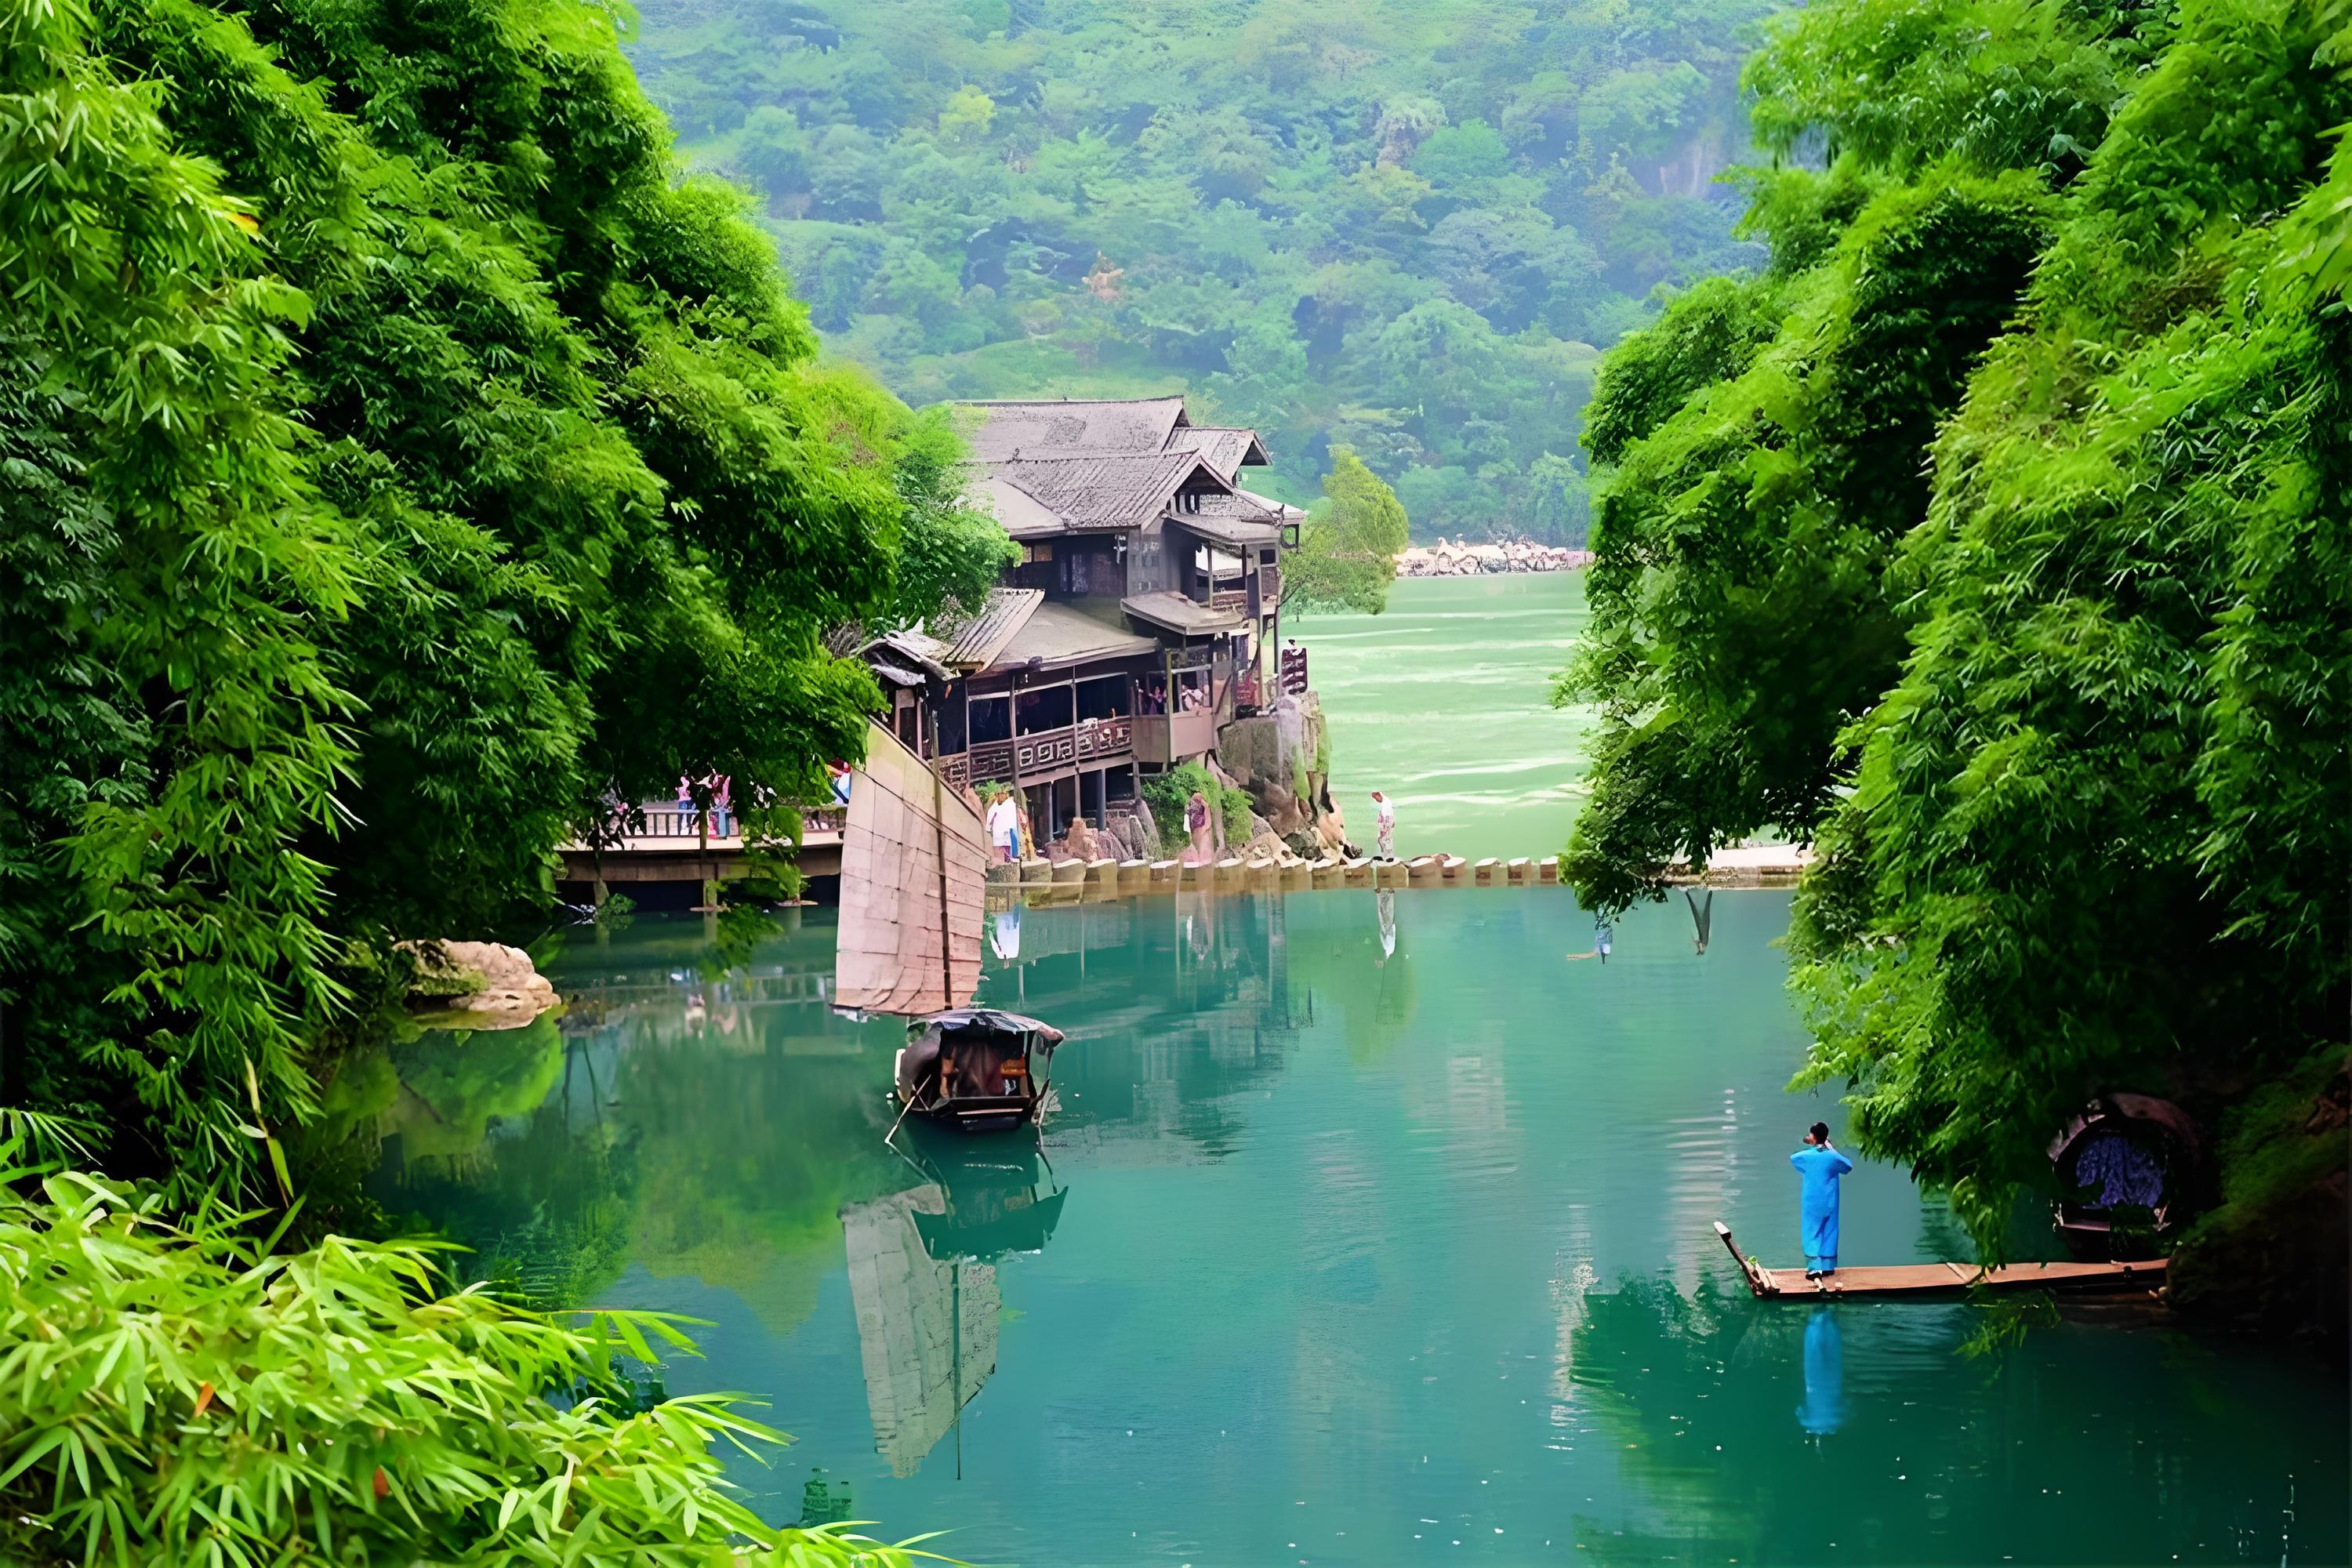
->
(894, 1009), (1067, 1134)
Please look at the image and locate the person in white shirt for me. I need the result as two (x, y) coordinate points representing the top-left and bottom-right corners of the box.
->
(985, 789), (1021, 863)
(1370, 790), (1396, 861)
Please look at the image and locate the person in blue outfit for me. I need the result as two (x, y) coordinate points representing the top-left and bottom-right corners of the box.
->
(1791, 1121), (1854, 1279)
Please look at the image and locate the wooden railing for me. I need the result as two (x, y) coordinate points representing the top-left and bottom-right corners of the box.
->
(946, 718), (1133, 789)
(618, 804), (843, 841)
(1210, 588), (1248, 615)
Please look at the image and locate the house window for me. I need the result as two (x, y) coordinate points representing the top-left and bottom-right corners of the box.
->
(1021, 542), (1054, 564)
(1015, 684), (1075, 734)
(967, 694), (1011, 745)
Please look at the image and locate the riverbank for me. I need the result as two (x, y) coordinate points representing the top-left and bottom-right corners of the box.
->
(982, 841), (1811, 897)
(1396, 540), (1592, 575)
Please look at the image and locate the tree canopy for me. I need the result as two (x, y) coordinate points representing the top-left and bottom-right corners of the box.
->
(0, 0), (995, 1196)
(1563, 0), (2350, 1290)
(622, 0), (1785, 542)
(1283, 448), (1412, 614)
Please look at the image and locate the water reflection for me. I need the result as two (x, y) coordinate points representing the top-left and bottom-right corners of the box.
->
(1566, 1277), (2342, 1563)
(332, 897), (2347, 1566)
(1797, 1308), (1843, 1436)
(846, 1134), (1069, 1478)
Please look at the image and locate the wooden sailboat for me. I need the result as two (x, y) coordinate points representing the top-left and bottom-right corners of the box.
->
(834, 719), (1065, 1134)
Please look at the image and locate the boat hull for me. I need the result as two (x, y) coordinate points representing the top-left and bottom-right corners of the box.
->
(898, 1091), (1040, 1135)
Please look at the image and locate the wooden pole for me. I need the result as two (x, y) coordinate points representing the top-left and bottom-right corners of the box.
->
(931, 713), (955, 1014)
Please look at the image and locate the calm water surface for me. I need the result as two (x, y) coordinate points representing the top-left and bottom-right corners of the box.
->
(369, 898), (2347, 1566)
(1291, 575), (1596, 862)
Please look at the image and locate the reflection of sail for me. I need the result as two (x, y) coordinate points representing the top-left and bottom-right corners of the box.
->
(835, 720), (985, 1016)
(840, 1188), (999, 1476)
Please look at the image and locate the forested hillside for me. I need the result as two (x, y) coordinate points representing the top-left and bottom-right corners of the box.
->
(626, 0), (1776, 539)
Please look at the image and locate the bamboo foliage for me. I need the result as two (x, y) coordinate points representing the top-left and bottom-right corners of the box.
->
(0, 1152), (938, 1566)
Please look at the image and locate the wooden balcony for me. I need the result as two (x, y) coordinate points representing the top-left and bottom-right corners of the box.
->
(1133, 709), (1219, 765)
(946, 717), (1134, 788)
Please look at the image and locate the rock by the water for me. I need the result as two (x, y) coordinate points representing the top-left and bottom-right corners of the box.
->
(399, 938), (560, 1031)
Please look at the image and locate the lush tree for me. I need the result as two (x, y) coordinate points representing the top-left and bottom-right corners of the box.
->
(1283, 449), (1412, 614)
(0, 0), (1004, 1196)
(622, 0), (1785, 534)
(1786, 0), (2350, 1280)
(1564, 0), (2350, 1321)
(0, 1154), (926, 1566)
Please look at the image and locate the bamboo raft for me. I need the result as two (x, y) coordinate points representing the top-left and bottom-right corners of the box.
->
(1713, 1221), (2169, 1300)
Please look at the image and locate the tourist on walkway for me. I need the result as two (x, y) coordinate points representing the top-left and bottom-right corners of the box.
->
(986, 789), (1021, 863)
(711, 775), (732, 837)
(827, 759), (852, 808)
(1791, 1121), (1855, 1281)
(1371, 789), (1395, 860)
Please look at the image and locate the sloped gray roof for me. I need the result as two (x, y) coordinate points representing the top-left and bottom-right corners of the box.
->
(968, 474), (1067, 541)
(946, 588), (1043, 672)
(859, 627), (954, 686)
(956, 397), (1190, 462)
(985, 598), (1159, 672)
(991, 452), (1232, 532)
(1172, 514), (1283, 550)
(1122, 591), (1247, 636)
(1195, 486), (1305, 523)
(1165, 426), (1269, 480)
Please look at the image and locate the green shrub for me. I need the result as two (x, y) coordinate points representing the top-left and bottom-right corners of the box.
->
(0, 1152), (932, 1567)
(1142, 761), (1254, 851)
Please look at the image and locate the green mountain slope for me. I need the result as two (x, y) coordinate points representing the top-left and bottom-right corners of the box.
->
(626, 0), (1776, 538)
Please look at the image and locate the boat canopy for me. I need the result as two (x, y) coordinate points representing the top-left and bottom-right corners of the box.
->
(917, 1008), (1068, 1048)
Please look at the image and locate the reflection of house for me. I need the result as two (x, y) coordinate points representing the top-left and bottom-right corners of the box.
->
(840, 1187), (998, 1477)
(861, 397), (1309, 842)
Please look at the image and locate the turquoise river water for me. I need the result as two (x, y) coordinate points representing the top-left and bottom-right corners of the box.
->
(368, 896), (2347, 1566)
(1290, 574), (1597, 863)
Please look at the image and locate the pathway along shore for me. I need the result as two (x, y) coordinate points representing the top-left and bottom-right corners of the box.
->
(985, 843), (1811, 898)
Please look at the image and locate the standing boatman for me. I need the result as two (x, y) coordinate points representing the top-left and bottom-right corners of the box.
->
(1791, 1121), (1854, 1281)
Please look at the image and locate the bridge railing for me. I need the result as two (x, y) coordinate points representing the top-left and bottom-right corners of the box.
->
(608, 804), (844, 844)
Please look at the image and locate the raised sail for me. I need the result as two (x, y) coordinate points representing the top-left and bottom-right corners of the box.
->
(833, 719), (985, 1017)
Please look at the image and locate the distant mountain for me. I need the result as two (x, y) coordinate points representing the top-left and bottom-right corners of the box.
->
(627, 0), (1773, 540)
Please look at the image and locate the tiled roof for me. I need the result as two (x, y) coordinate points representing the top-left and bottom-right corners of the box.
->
(1195, 485), (1306, 522)
(955, 397), (1191, 462)
(1121, 590), (1247, 637)
(1172, 514), (1284, 550)
(1165, 426), (1269, 480)
(968, 474), (1067, 540)
(945, 587), (1042, 672)
(985, 598), (1160, 672)
(990, 451), (1231, 532)
(859, 627), (954, 685)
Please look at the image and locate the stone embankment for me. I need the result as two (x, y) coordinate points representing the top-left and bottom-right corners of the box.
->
(987, 844), (1809, 899)
(1396, 539), (1593, 577)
